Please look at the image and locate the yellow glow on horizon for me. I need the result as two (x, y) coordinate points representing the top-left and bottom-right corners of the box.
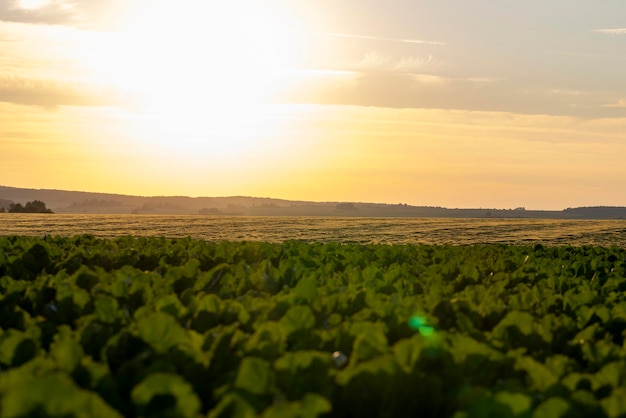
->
(3, 100), (626, 209)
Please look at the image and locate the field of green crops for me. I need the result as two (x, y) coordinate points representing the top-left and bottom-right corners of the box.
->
(2, 235), (626, 417)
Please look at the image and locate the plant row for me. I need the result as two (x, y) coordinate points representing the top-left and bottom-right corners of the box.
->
(1, 235), (626, 417)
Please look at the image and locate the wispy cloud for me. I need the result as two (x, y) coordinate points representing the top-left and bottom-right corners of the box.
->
(593, 28), (626, 35)
(352, 51), (440, 73)
(0, 0), (83, 26)
(410, 74), (447, 85)
(0, 76), (130, 108)
(273, 68), (625, 118)
(467, 77), (499, 83)
(543, 49), (626, 61)
(603, 99), (626, 108)
(548, 89), (582, 96)
(306, 31), (446, 46)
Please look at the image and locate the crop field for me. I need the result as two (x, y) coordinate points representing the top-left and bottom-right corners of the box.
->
(2, 214), (626, 246)
(2, 235), (626, 417)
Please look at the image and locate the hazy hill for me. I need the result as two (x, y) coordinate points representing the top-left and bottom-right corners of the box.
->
(1, 185), (625, 219)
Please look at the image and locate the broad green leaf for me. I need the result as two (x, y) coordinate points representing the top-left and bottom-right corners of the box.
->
(156, 294), (187, 319)
(592, 361), (626, 392)
(279, 305), (315, 336)
(564, 285), (597, 310)
(261, 401), (300, 417)
(294, 277), (318, 304)
(57, 283), (91, 313)
(601, 387), (626, 418)
(243, 321), (286, 359)
(274, 351), (331, 399)
(532, 397), (570, 418)
(135, 312), (189, 353)
(234, 357), (272, 395)
(0, 374), (122, 418)
(576, 305), (595, 328)
(301, 394), (332, 418)
(261, 393), (331, 418)
(94, 294), (120, 324)
(392, 336), (425, 373)
(352, 330), (388, 362)
(335, 353), (397, 386)
(349, 321), (387, 337)
(131, 372), (201, 418)
(493, 311), (535, 337)
(0, 330), (39, 367)
(561, 372), (592, 392)
(493, 391), (532, 416)
(543, 355), (574, 379)
(447, 333), (503, 365)
(208, 392), (257, 418)
(196, 293), (222, 313)
(515, 356), (558, 392)
(49, 325), (82, 372)
(455, 388), (525, 418)
(581, 339), (620, 368)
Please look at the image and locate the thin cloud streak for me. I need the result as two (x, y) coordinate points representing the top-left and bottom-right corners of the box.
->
(351, 51), (440, 74)
(593, 28), (626, 35)
(542, 49), (626, 61)
(272, 69), (625, 118)
(305, 31), (446, 46)
(0, 76), (132, 108)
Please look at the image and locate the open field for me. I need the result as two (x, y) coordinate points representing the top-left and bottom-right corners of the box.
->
(1, 214), (626, 246)
(1, 235), (626, 417)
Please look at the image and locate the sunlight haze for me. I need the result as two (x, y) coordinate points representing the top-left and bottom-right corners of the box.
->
(1, 0), (625, 210)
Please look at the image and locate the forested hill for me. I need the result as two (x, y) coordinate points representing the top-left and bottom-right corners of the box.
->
(1, 185), (625, 219)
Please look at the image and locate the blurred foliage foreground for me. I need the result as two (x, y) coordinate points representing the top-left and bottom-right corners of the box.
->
(1, 235), (626, 417)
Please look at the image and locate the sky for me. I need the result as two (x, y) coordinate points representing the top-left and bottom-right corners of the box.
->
(1, 0), (625, 210)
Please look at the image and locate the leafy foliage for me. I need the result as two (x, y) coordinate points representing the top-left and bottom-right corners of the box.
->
(1, 236), (626, 416)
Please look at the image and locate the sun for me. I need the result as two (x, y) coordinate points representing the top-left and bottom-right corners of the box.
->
(86, 1), (296, 155)
(129, 2), (289, 104)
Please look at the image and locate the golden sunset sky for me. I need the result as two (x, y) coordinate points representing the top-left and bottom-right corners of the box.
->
(1, 0), (625, 209)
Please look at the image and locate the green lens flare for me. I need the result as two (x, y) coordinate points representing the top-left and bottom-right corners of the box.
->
(408, 316), (425, 330)
(408, 315), (435, 336)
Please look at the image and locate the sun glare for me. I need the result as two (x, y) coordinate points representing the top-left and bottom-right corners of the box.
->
(101, 5), (286, 115)
(80, 1), (299, 156)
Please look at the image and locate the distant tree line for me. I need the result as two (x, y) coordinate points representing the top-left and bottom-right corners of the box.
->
(198, 207), (221, 215)
(2, 200), (54, 213)
(336, 202), (358, 211)
(69, 198), (122, 208)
